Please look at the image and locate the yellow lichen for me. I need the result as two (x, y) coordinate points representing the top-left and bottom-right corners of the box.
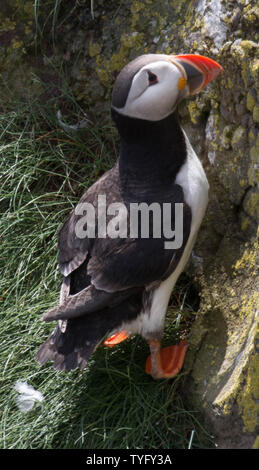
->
(130, 0), (146, 27)
(250, 59), (259, 80)
(243, 192), (259, 219)
(253, 104), (259, 123)
(0, 17), (16, 32)
(227, 77), (233, 89)
(252, 437), (259, 449)
(240, 40), (259, 53)
(11, 39), (23, 50)
(243, 5), (259, 25)
(96, 32), (145, 86)
(96, 63), (110, 85)
(89, 41), (101, 58)
(237, 344), (259, 433)
(188, 101), (201, 124)
(241, 217), (250, 232)
(240, 292), (259, 318)
(246, 91), (256, 112)
(248, 129), (256, 143)
(234, 240), (258, 272)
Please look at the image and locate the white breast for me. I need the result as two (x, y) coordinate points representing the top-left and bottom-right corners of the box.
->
(122, 129), (209, 339)
(175, 129), (209, 234)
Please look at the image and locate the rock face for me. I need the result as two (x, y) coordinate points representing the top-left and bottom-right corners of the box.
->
(1, 0), (258, 448)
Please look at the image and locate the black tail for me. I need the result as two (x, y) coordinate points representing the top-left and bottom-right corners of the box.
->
(36, 321), (97, 371)
(36, 292), (143, 371)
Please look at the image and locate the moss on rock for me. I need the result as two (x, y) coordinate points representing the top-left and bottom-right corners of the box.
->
(1, 0), (258, 449)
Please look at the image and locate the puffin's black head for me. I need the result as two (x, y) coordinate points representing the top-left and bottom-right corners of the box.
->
(112, 53), (223, 122)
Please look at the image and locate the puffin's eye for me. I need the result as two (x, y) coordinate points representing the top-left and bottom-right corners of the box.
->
(148, 71), (158, 86)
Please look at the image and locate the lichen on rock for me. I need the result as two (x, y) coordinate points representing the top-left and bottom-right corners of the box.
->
(1, 0), (258, 449)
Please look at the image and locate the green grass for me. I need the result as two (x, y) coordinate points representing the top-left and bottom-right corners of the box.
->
(0, 73), (213, 450)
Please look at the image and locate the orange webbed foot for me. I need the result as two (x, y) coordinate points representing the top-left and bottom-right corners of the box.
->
(103, 330), (130, 348)
(145, 339), (189, 379)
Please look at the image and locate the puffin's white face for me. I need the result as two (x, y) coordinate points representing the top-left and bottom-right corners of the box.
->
(116, 60), (187, 121)
(112, 53), (223, 122)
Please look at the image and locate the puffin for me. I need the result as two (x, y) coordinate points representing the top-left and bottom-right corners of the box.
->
(36, 53), (223, 379)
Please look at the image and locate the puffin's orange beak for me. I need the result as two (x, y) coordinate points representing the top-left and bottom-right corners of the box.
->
(173, 54), (223, 94)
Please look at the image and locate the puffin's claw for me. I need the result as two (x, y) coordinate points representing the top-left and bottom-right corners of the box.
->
(145, 339), (189, 379)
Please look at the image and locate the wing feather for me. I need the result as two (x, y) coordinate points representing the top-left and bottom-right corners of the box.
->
(53, 163), (191, 322)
